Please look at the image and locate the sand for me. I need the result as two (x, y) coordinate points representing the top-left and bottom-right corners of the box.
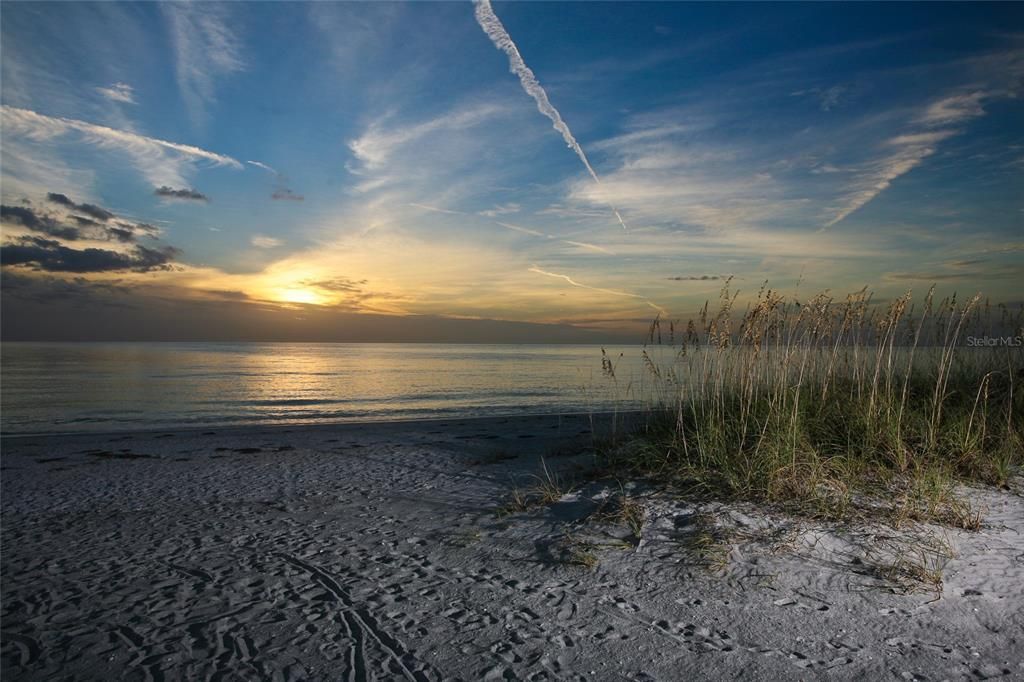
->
(2, 414), (1021, 681)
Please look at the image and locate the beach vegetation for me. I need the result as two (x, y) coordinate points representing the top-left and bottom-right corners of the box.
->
(597, 282), (1022, 529)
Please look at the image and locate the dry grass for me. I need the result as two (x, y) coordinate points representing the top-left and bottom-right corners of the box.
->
(682, 511), (733, 571)
(578, 282), (1021, 588)
(496, 458), (573, 516)
(598, 282), (1022, 529)
(592, 486), (646, 542)
(565, 539), (600, 569)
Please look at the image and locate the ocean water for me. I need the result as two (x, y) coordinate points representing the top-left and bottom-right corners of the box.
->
(0, 343), (656, 435)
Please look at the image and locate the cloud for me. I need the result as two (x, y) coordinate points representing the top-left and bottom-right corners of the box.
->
(46, 192), (114, 221)
(791, 84), (850, 111)
(1, 106), (242, 168)
(271, 188), (304, 202)
(0, 270), (137, 306)
(491, 222), (614, 255)
(1, 236), (178, 273)
(3, 197), (163, 245)
(348, 103), (503, 171)
(1, 105), (242, 188)
(162, 2), (244, 125)
(246, 160), (275, 173)
(917, 92), (987, 127)
(823, 129), (959, 228)
(96, 82), (136, 104)
(247, 160), (304, 201)
(668, 275), (722, 281)
(494, 221), (545, 237)
(473, 0), (628, 229)
(561, 240), (614, 255)
(251, 235), (282, 249)
(409, 202), (465, 215)
(884, 269), (1015, 282)
(822, 84), (1007, 228)
(154, 186), (209, 202)
(478, 202), (520, 217)
(304, 276), (368, 293)
(1, 205), (80, 240)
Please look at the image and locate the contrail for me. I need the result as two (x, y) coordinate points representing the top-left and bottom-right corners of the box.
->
(496, 222), (615, 254)
(246, 160), (276, 173)
(473, 0), (628, 230)
(529, 266), (666, 315)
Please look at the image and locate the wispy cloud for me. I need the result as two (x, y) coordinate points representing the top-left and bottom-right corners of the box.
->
(1, 106), (240, 168)
(823, 129), (959, 228)
(349, 103), (502, 171)
(495, 221), (613, 254)
(473, 0), (628, 230)
(251, 235), (283, 249)
(478, 202), (520, 217)
(823, 83), (1009, 228)
(162, 2), (244, 125)
(96, 82), (136, 105)
(790, 84), (851, 111)
(917, 91), (987, 127)
(408, 203), (465, 215)
(1, 105), (242, 189)
(495, 221), (545, 238)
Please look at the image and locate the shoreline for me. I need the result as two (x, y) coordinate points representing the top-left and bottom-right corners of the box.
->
(2, 413), (1021, 680)
(0, 408), (648, 441)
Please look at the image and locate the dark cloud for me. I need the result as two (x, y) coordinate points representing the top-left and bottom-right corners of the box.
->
(1, 236), (179, 273)
(154, 186), (209, 202)
(45, 193), (114, 221)
(667, 275), (721, 281)
(1, 205), (81, 240)
(885, 268), (1018, 282)
(71, 215), (101, 228)
(45, 192), (74, 207)
(0, 270), (135, 306)
(107, 227), (137, 243)
(2, 204), (156, 244)
(130, 222), (161, 238)
(271, 188), (304, 201)
(304, 277), (367, 293)
(200, 289), (251, 301)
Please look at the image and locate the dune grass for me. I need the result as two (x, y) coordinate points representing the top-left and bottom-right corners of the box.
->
(595, 282), (1023, 529)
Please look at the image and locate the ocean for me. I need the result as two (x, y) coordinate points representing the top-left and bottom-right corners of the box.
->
(0, 342), (656, 435)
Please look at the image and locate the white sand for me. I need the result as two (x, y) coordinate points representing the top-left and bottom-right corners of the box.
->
(2, 414), (1021, 680)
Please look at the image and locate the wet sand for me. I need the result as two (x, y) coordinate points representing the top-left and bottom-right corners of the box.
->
(2, 414), (1021, 680)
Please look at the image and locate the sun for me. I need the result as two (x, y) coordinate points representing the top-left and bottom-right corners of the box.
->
(277, 288), (326, 305)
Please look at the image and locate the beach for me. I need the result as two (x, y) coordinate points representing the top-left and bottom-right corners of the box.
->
(2, 414), (1022, 681)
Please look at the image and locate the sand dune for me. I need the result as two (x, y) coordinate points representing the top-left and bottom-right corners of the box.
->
(2, 414), (1021, 680)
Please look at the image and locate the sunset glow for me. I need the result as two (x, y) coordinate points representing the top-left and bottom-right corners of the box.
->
(2, 2), (1021, 341)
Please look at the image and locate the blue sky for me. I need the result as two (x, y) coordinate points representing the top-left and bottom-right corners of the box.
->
(1, 2), (1022, 340)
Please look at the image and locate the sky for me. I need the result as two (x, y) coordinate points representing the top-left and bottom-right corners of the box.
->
(1, 1), (1022, 342)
